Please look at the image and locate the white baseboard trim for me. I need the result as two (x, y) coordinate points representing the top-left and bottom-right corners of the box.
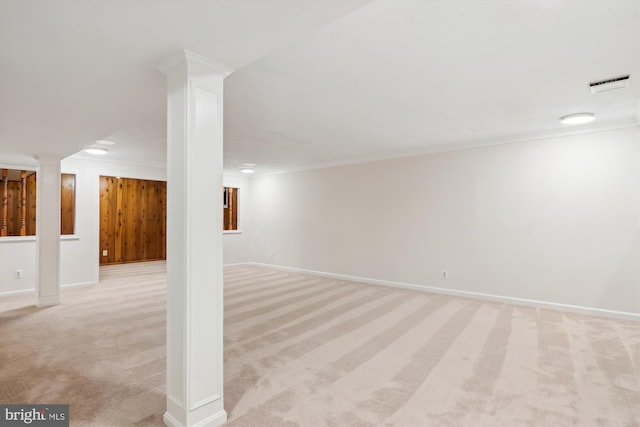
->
(248, 262), (640, 322)
(0, 281), (97, 297)
(163, 412), (180, 427)
(62, 281), (97, 289)
(223, 262), (251, 267)
(0, 288), (35, 297)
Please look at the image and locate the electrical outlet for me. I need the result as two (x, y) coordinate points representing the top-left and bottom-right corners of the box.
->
(15, 270), (23, 279)
(441, 270), (448, 279)
(102, 249), (108, 257)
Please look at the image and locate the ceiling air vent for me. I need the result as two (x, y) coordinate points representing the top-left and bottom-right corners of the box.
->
(590, 75), (630, 94)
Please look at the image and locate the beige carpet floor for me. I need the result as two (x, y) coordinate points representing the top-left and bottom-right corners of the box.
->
(1, 261), (638, 426)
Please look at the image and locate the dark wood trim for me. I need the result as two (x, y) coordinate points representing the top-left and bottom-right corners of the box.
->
(1, 169), (7, 237)
(19, 171), (26, 236)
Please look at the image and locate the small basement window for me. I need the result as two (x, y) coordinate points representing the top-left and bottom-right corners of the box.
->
(0, 168), (76, 237)
(223, 187), (238, 231)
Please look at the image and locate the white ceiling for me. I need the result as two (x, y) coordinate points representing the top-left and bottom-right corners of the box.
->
(0, 0), (369, 166)
(1, 0), (638, 175)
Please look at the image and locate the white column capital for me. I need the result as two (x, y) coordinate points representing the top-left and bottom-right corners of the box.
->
(34, 155), (62, 166)
(158, 49), (233, 81)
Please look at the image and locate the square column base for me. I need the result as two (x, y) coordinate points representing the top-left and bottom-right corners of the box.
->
(163, 398), (227, 427)
(36, 294), (61, 307)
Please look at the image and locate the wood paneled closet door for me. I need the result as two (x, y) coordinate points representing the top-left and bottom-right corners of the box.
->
(99, 176), (166, 265)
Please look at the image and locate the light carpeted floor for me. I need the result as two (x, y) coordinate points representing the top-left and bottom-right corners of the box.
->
(1, 261), (638, 426)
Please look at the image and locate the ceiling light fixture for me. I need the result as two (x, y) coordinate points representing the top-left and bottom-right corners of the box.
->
(240, 168), (255, 174)
(242, 162), (257, 167)
(96, 140), (116, 146)
(84, 147), (108, 155)
(560, 113), (595, 125)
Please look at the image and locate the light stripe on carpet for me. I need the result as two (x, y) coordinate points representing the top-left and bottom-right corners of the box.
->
(1, 262), (638, 427)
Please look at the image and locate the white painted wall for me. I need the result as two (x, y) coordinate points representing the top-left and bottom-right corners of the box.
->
(0, 158), (167, 295)
(250, 127), (640, 315)
(0, 164), (37, 295)
(4, 129), (637, 315)
(59, 157), (168, 292)
(0, 157), (251, 296)
(0, 237), (36, 294)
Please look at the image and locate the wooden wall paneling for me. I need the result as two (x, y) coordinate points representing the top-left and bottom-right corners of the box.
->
(231, 187), (237, 230)
(153, 181), (160, 259)
(108, 177), (118, 264)
(100, 176), (118, 264)
(142, 180), (155, 261)
(108, 177), (118, 263)
(162, 182), (167, 258)
(223, 187), (238, 230)
(153, 181), (163, 259)
(26, 172), (36, 235)
(114, 177), (124, 263)
(118, 178), (126, 263)
(139, 180), (147, 258)
(124, 178), (137, 262)
(99, 176), (107, 263)
(151, 184), (157, 257)
(139, 179), (147, 260)
(138, 179), (161, 261)
(1, 169), (7, 236)
(155, 180), (167, 260)
(148, 180), (156, 260)
(224, 187), (230, 230)
(140, 179), (149, 260)
(161, 181), (167, 259)
(60, 173), (75, 235)
(224, 187), (229, 230)
(119, 178), (128, 263)
(99, 176), (166, 265)
(130, 178), (140, 262)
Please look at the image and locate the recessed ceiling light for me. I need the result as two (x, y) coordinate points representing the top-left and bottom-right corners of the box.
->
(242, 162), (257, 167)
(84, 147), (108, 155)
(96, 140), (116, 146)
(560, 113), (595, 125)
(240, 168), (255, 174)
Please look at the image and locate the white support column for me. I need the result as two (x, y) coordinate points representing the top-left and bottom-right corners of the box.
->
(159, 50), (232, 427)
(36, 156), (61, 307)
